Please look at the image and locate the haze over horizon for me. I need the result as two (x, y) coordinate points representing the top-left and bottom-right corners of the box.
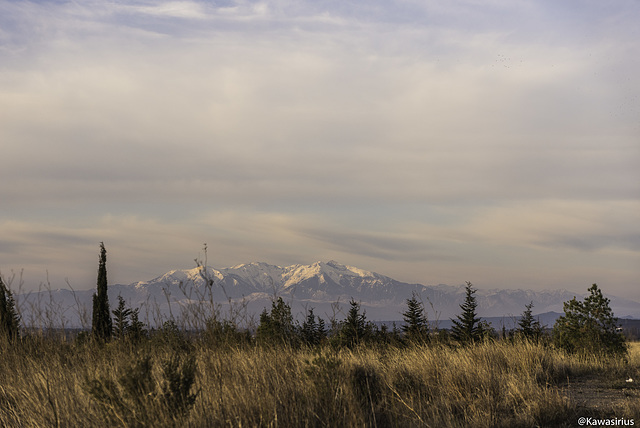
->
(1, 0), (639, 300)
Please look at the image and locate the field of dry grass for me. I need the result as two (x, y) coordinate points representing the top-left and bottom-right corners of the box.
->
(1, 334), (639, 428)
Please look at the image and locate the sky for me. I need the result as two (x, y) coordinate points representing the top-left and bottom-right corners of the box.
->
(1, 0), (639, 300)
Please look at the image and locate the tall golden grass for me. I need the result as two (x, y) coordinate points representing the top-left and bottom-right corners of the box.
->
(1, 335), (639, 427)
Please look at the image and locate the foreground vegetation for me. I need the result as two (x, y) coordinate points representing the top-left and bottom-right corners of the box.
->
(1, 332), (639, 427)
(1, 246), (637, 426)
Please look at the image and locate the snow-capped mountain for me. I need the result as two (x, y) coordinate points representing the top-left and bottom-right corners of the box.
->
(14, 260), (640, 328)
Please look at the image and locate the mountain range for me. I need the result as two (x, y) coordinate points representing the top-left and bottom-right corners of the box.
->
(14, 260), (640, 328)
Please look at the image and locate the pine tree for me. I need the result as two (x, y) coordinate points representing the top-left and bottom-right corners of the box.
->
(553, 284), (627, 356)
(112, 295), (132, 340)
(0, 276), (20, 340)
(450, 281), (482, 344)
(517, 301), (543, 341)
(301, 307), (325, 346)
(256, 297), (297, 346)
(402, 293), (429, 342)
(317, 317), (327, 342)
(339, 299), (369, 348)
(128, 307), (147, 342)
(92, 242), (112, 341)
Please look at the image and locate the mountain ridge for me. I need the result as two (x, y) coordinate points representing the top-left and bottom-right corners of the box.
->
(14, 260), (640, 328)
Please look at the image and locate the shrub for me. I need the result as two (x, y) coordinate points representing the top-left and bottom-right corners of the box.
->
(84, 355), (156, 425)
(84, 352), (198, 425)
(161, 353), (199, 415)
(552, 283), (627, 357)
(155, 320), (191, 352)
(203, 317), (250, 347)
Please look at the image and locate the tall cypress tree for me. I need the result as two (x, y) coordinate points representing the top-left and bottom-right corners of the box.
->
(92, 242), (112, 341)
(0, 276), (20, 340)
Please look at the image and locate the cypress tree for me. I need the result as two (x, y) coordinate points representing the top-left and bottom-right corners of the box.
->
(92, 242), (112, 341)
(0, 276), (20, 340)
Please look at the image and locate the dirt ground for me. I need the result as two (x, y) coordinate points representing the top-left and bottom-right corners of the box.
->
(563, 376), (640, 413)
(561, 343), (640, 419)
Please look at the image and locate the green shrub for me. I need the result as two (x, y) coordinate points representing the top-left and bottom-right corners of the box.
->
(84, 355), (156, 426)
(84, 352), (198, 425)
(552, 283), (627, 357)
(161, 353), (199, 415)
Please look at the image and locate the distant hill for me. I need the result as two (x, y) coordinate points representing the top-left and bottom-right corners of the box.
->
(14, 260), (640, 328)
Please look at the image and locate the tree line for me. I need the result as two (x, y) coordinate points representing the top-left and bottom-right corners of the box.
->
(1, 243), (628, 357)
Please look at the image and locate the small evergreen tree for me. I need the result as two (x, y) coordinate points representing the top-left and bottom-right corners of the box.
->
(317, 317), (327, 342)
(339, 299), (369, 348)
(402, 293), (429, 343)
(553, 284), (627, 356)
(450, 281), (483, 344)
(0, 276), (20, 340)
(157, 320), (191, 352)
(92, 242), (112, 341)
(300, 307), (316, 344)
(127, 307), (147, 342)
(300, 307), (326, 346)
(256, 297), (297, 346)
(161, 354), (199, 415)
(516, 301), (543, 341)
(112, 295), (132, 340)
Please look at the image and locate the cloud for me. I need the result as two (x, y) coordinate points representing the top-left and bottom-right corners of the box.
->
(433, 199), (640, 254)
(1, 200), (638, 300)
(124, 2), (209, 20)
(1, 0), (638, 298)
(296, 224), (459, 263)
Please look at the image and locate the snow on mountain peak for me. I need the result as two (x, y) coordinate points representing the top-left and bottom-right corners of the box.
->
(315, 260), (373, 277)
(135, 261), (385, 294)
